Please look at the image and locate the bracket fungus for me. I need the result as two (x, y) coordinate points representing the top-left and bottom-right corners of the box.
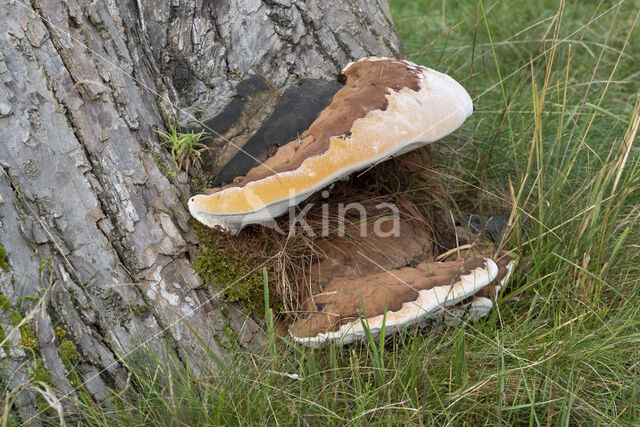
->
(289, 249), (515, 347)
(289, 257), (499, 346)
(188, 57), (473, 233)
(187, 56), (516, 347)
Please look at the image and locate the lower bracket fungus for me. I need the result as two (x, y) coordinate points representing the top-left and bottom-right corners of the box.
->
(289, 257), (500, 347)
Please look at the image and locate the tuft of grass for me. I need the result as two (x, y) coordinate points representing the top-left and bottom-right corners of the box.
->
(155, 120), (208, 173)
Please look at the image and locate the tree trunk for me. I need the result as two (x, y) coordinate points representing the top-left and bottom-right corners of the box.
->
(0, 0), (401, 418)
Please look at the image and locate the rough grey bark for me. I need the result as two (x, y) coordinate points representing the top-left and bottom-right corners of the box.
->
(0, 0), (401, 419)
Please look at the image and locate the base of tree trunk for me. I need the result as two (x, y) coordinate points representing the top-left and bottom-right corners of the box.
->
(0, 0), (401, 418)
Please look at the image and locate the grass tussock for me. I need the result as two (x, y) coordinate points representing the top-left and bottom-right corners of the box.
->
(17, 0), (640, 424)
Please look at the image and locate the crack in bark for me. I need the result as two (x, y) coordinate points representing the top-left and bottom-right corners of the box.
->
(293, 3), (342, 71)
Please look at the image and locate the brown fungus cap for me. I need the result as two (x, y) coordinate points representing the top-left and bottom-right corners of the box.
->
(289, 256), (500, 347)
(189, 57), (473, 232)
(290, 252), (516, 347)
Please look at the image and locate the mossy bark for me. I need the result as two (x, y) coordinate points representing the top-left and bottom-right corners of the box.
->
(0, 0), (401, 419)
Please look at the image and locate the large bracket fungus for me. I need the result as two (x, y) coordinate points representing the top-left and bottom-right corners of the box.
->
(188, 57), (473, 233)
(188, 57), (515, 347)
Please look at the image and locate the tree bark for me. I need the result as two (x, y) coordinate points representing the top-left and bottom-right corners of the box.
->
(0, 0), (401, 418)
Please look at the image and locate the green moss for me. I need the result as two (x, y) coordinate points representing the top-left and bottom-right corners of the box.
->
(132, 304), (149, 316)
(65, 361), (86, 393)
(29, 360), (51, 384)
(3, 309), (40, 354)
(0, 244), (9, 271)
(55, 331), (86, 394)
(60, 338), (79, 364)
(190, 171), (210, 193)
(19, 324), (38, 351)
(0, 292), (10, 311)
(191, 220), (265, 314)
(56, 328), (79, 365)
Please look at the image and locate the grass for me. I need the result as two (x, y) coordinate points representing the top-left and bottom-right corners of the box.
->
(24, 0), (640, 424)
(155, 120), (208, 173)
